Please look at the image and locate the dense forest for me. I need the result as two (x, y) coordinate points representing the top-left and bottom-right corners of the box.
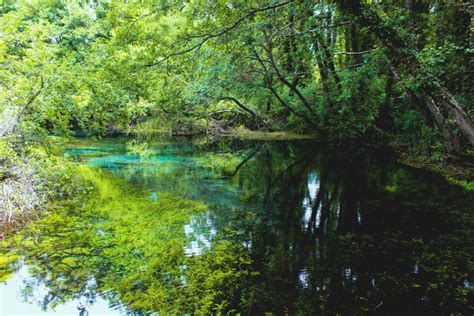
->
(0, 1), (473, 314)
(1, 0), (472, 145)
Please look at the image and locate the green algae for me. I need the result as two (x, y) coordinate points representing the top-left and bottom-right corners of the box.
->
(0, 165), (253, 314)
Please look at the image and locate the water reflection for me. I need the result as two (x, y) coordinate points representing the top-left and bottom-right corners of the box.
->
(0, 137), (472, 315)
(0, 264), (120, 315)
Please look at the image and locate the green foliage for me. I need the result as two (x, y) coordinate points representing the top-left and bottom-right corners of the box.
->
(1, 165), (256, 314)
(1, 2), (472, 312)
(1, 0), (472, 155)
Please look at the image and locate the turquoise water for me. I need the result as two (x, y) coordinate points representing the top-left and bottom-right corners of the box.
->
(1, 136), (473, 315)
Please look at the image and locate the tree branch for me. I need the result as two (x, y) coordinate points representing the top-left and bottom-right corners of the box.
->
(123, 2), (179, 39)
(265, 37), (317, 118)
(145, 2), (291, 67)
(253, 48), (321, 132)
(333, 49), (377, 55)
(216, 96), (269, 130)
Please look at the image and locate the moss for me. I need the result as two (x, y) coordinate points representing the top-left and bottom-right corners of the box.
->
(399, 155), (474, 191)
(229, 127), (316, 141)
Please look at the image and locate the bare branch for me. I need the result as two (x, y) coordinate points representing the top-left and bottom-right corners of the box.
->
(333, 49), (377, 55)
(1, 76), (44, 138)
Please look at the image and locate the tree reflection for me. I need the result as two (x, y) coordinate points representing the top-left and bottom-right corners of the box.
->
(238, 144), (473, 314)
(1, 140), (472, 314)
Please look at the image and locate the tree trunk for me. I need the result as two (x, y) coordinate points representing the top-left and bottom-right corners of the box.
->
(338, 0), (474, 150)
(315, 33), (343, 95)
(266, 39), (316, 118)
(387, 60), (461, 153)
(217, 96), (269, 130)
(315, 52), (332, 106)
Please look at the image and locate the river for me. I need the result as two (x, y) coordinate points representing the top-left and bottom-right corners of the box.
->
(0, 136), (472, 315)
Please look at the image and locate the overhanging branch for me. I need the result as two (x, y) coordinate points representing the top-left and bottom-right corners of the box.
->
(145, 1), (291, 67)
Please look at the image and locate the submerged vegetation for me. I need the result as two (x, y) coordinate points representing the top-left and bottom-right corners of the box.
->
(1, 139), (473, 314)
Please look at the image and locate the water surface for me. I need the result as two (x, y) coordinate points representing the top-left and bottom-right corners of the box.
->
(1, 136), (473, 315)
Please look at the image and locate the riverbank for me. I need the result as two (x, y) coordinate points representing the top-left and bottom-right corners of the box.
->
(400, 154), (474, 190)
(0, 136), (87, 236)
(229, 129), (317, 140)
